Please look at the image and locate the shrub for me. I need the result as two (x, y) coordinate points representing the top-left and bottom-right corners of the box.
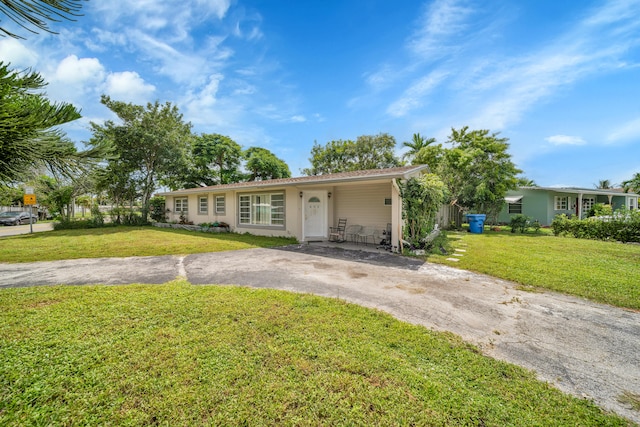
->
(509, 214), (530, 233)
(551, 209), (640, 242)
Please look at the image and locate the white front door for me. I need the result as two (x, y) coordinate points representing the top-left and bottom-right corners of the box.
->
(303, 191), (327, 239)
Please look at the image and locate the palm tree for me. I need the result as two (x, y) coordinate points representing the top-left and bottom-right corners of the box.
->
(622, 173), (640, 194)
(402, 133), (436, 163)
(0, 0), (83, 39)
(594, 179), (613, 189)
(517, 177), (537, 187)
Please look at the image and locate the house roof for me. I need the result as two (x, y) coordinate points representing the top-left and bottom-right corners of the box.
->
(158, 165), (430, 196)
(518, 186), (639, 197)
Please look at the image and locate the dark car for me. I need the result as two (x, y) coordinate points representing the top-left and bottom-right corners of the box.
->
(0, 211), (38, 226)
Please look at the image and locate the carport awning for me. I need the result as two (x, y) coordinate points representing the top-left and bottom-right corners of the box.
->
(505, 196), (523, 203)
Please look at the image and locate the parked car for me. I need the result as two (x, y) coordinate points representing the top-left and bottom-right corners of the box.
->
(0, 211), (38, 226)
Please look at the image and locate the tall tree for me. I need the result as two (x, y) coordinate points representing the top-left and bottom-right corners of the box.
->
(440, 127), (521, 223)
(0, 0), (84, 39)
(88, 96), (193, 222)
(622, 173), (640, 194)
(0, 63), (95, 184)
(302, 133), (402, 175)
(244, 147), (291, 181)
(402, 132), (436, 163)
(181, 133), (244, 188)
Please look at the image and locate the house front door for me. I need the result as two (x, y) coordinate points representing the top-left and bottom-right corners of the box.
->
(303, 191), (327, 240)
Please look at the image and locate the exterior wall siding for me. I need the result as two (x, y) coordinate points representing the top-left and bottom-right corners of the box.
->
(332, 183), (392, 228)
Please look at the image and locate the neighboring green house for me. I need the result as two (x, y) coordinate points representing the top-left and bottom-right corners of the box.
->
(498, 187), (639, 226)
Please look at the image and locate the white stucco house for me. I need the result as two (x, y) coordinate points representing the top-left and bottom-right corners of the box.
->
(157, 165), (430, 250)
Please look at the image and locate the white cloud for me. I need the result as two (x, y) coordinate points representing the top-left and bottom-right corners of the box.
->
(105, 71), (156, 103)
(289, 115), (306, 123)
(386, 71), (448, 117)
(0, 38), (39, 68)
(607, 117), (640, 143)
(545, 135), (586, 146)
(409, 0), (475, 57)
(54, 55), (105, 85)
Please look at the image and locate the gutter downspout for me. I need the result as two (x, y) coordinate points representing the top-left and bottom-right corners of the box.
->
(392, 178), (402, 253)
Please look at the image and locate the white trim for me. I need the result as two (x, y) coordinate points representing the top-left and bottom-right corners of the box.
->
(505, 196), (523, 203)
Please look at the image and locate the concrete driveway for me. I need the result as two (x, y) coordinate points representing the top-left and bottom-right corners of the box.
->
(0, 245), (638, 423)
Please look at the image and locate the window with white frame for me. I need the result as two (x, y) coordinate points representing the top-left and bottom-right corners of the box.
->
(174, 197), (188, 213)
(582, 197), (595, 211)
(554, 196), (568, 210)
(198, 196), (208, 215)
(630, 198), (637, 210)
(215, 195), (225, 214)
(238, 192), (285, 226)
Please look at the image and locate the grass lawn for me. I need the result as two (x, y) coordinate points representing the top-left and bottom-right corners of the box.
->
(0, 226), (297, 263)
(0, 281), (627, 426)
(428, 230), (640, 311)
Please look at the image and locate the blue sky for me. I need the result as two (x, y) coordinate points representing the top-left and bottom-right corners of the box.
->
(2, 0), (640, 187)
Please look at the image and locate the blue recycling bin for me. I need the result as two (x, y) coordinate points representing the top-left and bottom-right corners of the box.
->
(466, 214), (486, 234)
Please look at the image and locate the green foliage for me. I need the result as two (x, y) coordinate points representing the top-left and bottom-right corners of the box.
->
(0, 63), (91, 184)
(177, 133), (244, 188)
(622, 172), (640, 194)
(302, 133), (402, 175)
(402, 132), (436, 163)
(148, 196), (166, 222)
(439, 127), (521, 222)
(0, 0), (84, 39)
(400, 173), (447, 246)
(90, 204), (104, 227)
(243, 147), (291, 181)
(510, 214), (527, 233)
(89, 96), (193, 222)
(551, 210), (640, 243)
(0, 185), (23, 205)
(588, 203), (613, 217)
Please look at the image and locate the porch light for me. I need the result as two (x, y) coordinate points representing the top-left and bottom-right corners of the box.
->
(328, 192), (332, 199)
(299, 191), (303, 198)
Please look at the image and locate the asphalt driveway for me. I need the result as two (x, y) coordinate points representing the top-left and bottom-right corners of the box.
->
(1, 245), (638, 423)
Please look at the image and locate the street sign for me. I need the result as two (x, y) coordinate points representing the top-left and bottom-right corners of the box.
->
(24, 194), (36, 205)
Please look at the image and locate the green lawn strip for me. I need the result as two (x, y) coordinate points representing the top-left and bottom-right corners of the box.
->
(0, 282), (626, 426)
(429, 232), (640, 311)
(0, 226), (297, 263)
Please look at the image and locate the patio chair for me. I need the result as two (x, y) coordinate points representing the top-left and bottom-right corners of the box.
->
(357, 225), (377, 245)
(345, 224), (362, 243)
(328, 218), (347, 242)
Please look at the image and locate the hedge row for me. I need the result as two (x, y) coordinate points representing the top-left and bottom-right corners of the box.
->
(551, 212), (640, 243)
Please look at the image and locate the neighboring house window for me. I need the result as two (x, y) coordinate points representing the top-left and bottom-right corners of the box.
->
(215, 195), (225, 214)
(238, 193), (285, 226)
(174, 197), (188, 213)
(198, 196), (208, 215)
(508, 201), (522, 214)
(582, 197), (595, 211)
(631, 198), (637, 210)
(554, 196), (568, 210)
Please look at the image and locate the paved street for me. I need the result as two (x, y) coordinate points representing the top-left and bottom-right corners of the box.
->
(0, 222), (53, 238)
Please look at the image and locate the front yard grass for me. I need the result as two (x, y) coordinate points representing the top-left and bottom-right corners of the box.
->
(0, 226), (297, 263)
(429, 231), (640, 311)
(0, 281), (627, 426)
